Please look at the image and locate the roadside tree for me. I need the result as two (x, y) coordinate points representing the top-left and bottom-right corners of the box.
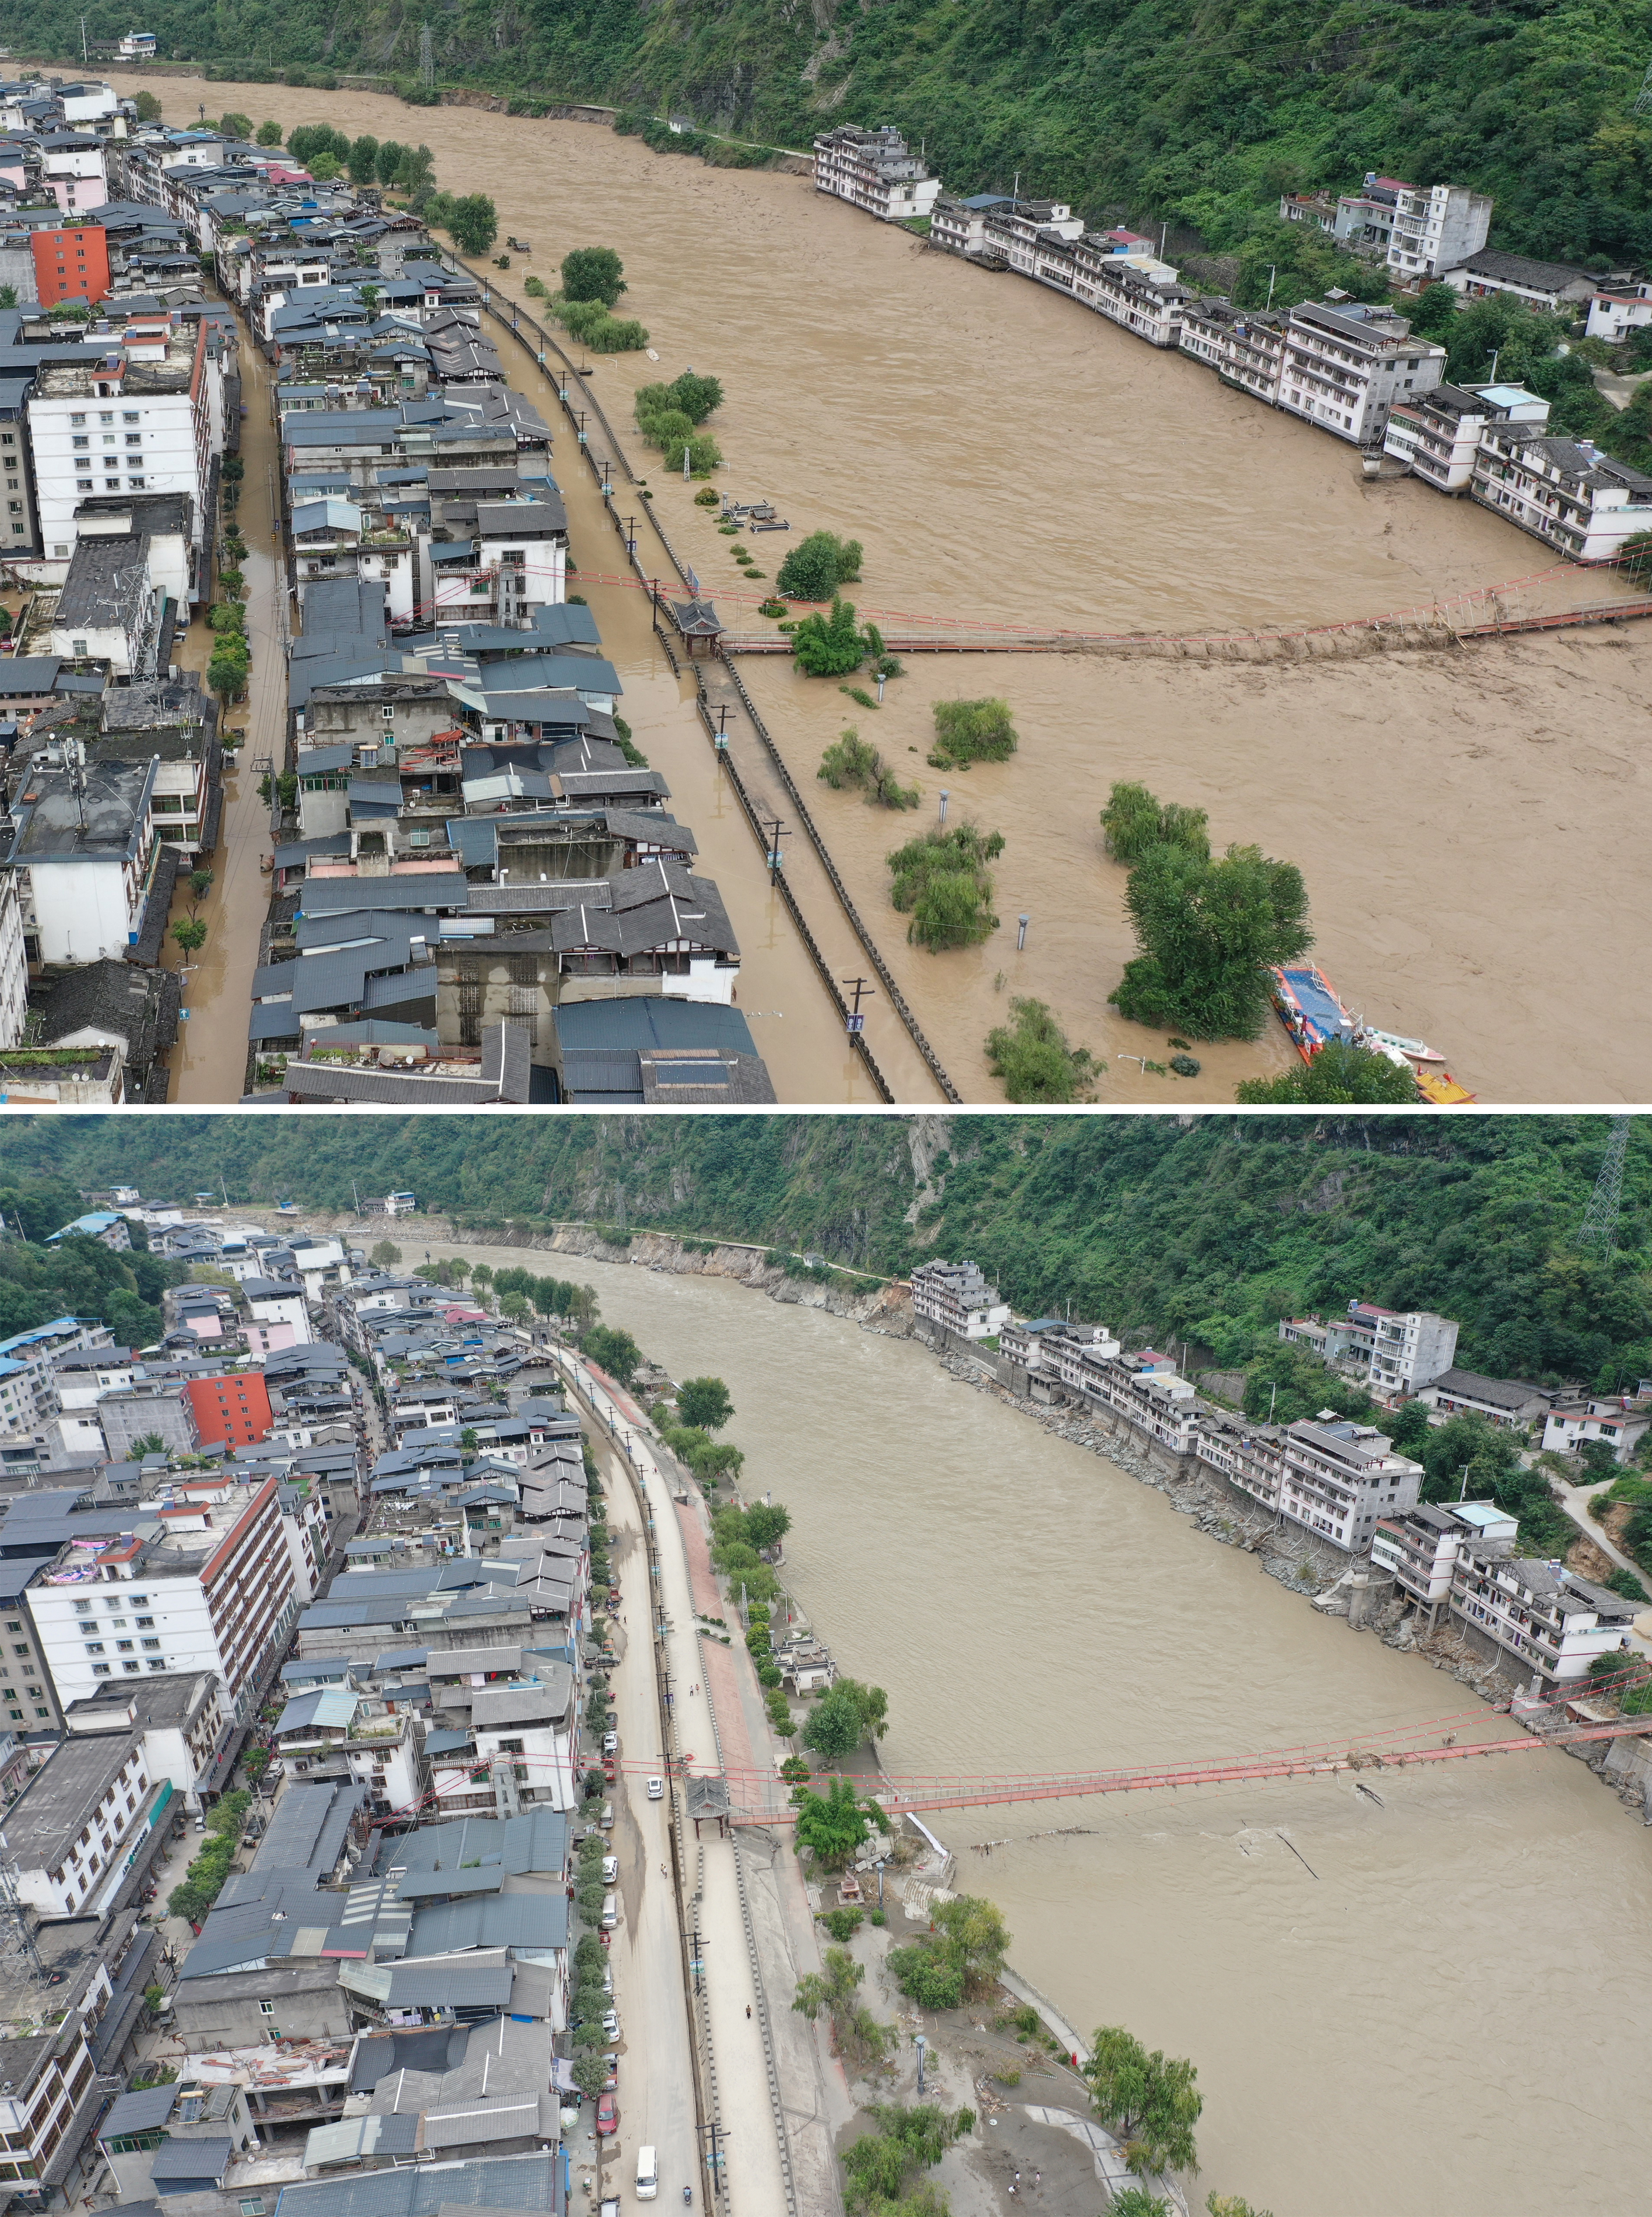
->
(677, 1376), (734, 1431)
(1082, 2026), (1202, 2177)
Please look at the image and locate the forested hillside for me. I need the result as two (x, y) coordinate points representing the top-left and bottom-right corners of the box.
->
(4, 1), (1650, 263)
(4, 1116), (1648, 1389)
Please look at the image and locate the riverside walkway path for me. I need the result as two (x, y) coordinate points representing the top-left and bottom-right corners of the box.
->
(552, 1348), (848, 2217)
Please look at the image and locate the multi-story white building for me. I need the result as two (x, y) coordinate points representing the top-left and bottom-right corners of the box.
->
(1071, 237), (1190, 346)
(470, 1666), (577, 1811)
(1334, 174), (1410, 258)
(1278, 301), (1446, 448)
(979, 199), (1084, 278)
(0, 867), (27, 1048)
(929, 192), (1014, 258)
(1585, 282), (1652, 345)
(813, 125), (941, 224)
(997, 1316), (1068, 1372)
(2, 1723), (156, 1916)
(1365, 1308), (1460, 1398)
(908, 1260), (1010, 1340)
(0, 1318), (115, 1438)
(25, 1474), (300, 1721)
(1178, 298), (1289, 403)
(2, 756), (161, 967)
(1371, 1500), (1519, 1617)
(1277, 1418), (1424, 1552)
(27, 312), (227, 568)
(62, 1670), (230, 1810)
(1541, 1394), (1652, 1466)
(1450, 1545), (1636, 1685)
(40, 131), (108, 217)
(1383, 379), (1551, 491)
(0, 2007), (104, 2197)
(1082, 1350), (1201, 1456)
(242, 1278), (314, 1346)
(1470, 428), (1652, 562)
(1384, 182), (1493, 283)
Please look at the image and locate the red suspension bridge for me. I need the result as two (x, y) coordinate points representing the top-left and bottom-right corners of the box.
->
(369, 1684), (1652, 1832)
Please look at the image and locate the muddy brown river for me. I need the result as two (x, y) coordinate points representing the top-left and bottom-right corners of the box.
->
(122, 72), (1652, 1101)
(401, 1232), (1652, 2217)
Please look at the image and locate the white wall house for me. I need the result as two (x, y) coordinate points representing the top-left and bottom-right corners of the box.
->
(1278, 301), (1446, 448)
(1541, 1396), (1652, 1466)
(1450, 1547), (1635, 1685)
(1384, 183), (1493, 282)
(1384, 381), (1551, 492)
(813, 125), (941, 223)
(1586, 284), (1652, 344)
(0, 868), (27, 1048)
(2, 1727), (153, 1917)
(909, 1260), (1010, 1340)
(1471, 428), (1652, 561)
(43, 135), (108, 217)
(1277, 1418), (1424, 1552)
(3, 758), (160, 964)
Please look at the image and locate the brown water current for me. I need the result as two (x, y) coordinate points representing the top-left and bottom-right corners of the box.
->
(415, 1233), (1652, 2217)
(121, 75), (1652, 1101)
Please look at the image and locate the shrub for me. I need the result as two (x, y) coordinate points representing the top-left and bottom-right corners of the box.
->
(887, 1945), (964, 2009)
(523, 274), (548, 299)
(792, 596), (873, 677)
(694, 487), (721, 506)
(818, 726), (920, 808)
(1236, 1043), (1418, 1104)
(985, 997), (1098, 1103)
(887, 823), (1003, 950)
(777, 529), (863, 601)
(929, 697), (1017, 768)
(820, 1906), (864, 1942)
(1101, 780), (1211, 865)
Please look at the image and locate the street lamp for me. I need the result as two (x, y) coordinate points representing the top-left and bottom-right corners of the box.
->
(915, 2033), (926, 2095)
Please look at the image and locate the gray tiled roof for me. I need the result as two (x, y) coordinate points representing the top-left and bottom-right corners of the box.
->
(272, 2149), (561, 2217)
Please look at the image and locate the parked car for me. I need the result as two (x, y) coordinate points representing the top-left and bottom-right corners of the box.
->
(646, 1776), (664, 1801)
(596, 2092), (618, 2137)
(599, 1801), (615, 1829)
(602, 1731), (618, 1756)
(602, 2009), (621, 2042)
(602, 2057), (618, 2092)
(602, 1854), (618, 1884)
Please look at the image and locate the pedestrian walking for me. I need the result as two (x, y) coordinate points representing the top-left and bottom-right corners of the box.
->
(745, 2005), (752, 2019)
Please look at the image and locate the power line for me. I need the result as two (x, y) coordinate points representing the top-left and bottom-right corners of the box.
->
(1574, 1116), (1630, 1257)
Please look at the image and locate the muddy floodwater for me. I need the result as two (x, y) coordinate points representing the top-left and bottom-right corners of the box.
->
(408, 1236), (1652, 2217)
(122, 73), (1652, 1101)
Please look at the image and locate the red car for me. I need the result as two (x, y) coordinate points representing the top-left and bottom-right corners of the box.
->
(596, 2092), (618, 2136)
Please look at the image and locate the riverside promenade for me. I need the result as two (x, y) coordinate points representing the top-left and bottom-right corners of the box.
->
(551, 1347), (849, 2217)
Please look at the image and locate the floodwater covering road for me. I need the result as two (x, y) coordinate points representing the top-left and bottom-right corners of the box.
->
(411, 1232), (1652, 2217)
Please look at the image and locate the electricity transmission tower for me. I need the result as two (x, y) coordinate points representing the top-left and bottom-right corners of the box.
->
(419, 23), (436, 91)
(1574, 1116), (1630, 1257)
(1635, 62), (1652, 115)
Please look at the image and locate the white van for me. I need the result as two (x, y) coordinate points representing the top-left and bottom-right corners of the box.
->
(635, 2146), (658, 2201)
(602, 1854), (618, 1884)
(599, 1801), (614, 1830)
(601, 1891), (618, 1929)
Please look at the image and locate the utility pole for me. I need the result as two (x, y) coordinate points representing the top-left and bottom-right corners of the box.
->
(687, 1923), (705, 1995)
(762, 817), (786, 874)
(841, 977), (874, 1036)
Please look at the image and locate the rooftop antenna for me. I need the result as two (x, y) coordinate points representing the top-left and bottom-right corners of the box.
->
(65, 733), (87, 834)
(1573, 1116), (1630, 1259)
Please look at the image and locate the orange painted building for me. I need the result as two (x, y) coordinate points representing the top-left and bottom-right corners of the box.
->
(185, 1369), (274, 1448)
(30, 223), (110, 306)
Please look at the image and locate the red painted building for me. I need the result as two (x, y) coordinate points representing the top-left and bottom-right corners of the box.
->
(31, 223), (110, 306)
(185, 1369), (274, 1448)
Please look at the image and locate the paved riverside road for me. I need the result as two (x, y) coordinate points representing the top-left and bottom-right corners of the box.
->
(586, 1410), (700, 2215)
(552, 1351), (829, 2217)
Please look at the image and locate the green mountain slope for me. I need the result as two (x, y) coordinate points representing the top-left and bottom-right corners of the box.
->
(4, 1115), (1647, 1387)
(5, 1), (1650, 262)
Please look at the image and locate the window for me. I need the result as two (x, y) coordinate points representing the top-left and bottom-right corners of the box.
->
(73, 1601), (92, 1615)
(99, 410), (113, 424)
(5, 1709), (18, 1722)
(69, 412), (85, 426)
(91, 1664), (111, 1677)
(83, 1643), (103, 1655)
(11, 1644), (26, 1657)
(34, 1706), (50, 1719)
(115, 1640), (133, 1653)
(128, 477), (145, 490)
(147, 1660), (167, 1672)
(124, 434), (141, 447)
(135, 1616), (153, 1628)
(122, 1661), (141, 1674)
(122, 411), (138, 424)
(140, 1638), (159, 1651)
(71, 435), (89, 450)
(131, 1595), (148, 1605)
(258, 2001), (275, 2019)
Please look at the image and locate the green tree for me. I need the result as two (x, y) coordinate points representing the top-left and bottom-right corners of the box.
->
(1235, 1043), (1419, 1105)
(778, 529), (864, 600)
(744, 1501), (791, 1551)
(1617, 529), (1652, 589)
(790, 1775), (889, 1867)
(308, 150), (342, 182)
(217, 111), (254, 140)
(842, 2107), (972, 2214)
(243, 1747), (270, 1784)
(929, 1894), (1010, 1994)
(394, 145), (436, 198)
(928, 697), (1017, 768)
(375, 139), (406, 185)
(887, 823), (1003, 950)
(885, 1943), (964, 2009)
(369, 1239), (402, 1267)
(255, 120), (284, 147)
(1101, 782), (1211, 866)
(446, 194), (498, 255)
(818, 727), (920, 809)
(1113, 2195), (1172, 2217)
(792, 596), (871, 677)
(171, 918), (208, 955)
(583, 1324), (641, 1386)
(131, 1432), (168, 1458)
(1206, 2196), (1274, 2217)
(677, 1376), (734, 1431)
(985, 997), (1098, 1104)
(802, 1677), (889, 1761)
(187, 867), (214, 907)
(1112, 843), (1312, 1041)
(1082, 2026), (1203, 2177)
(562, 247), (627, 305)
(348, 133), (380, 185)
(134, 91), (163, 121)
(689, 1439), (744, 1487)
(793, 1945), (892, 2071)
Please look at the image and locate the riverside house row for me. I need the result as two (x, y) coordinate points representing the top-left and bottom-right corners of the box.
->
(915, 1261), (1640, 1689)
(814, 128), (1652, 564)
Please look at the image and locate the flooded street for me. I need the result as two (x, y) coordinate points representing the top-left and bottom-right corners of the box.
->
(415, 1235), (1652, 2217)
(119, 75), (1652, 1101)
(164, 326), (284, 1102)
